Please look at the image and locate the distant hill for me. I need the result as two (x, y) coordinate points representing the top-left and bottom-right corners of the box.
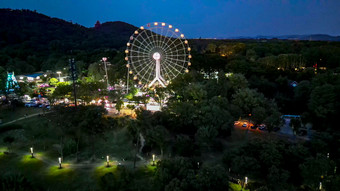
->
(0, 9), (137, 50)
(0, 9), (137, 73)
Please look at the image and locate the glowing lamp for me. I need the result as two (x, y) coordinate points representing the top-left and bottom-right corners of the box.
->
(185, 69), (189, 73)
(188, 55), (192, 59)
(184, 40), (188, 44)
(126, 64), (130, 68)
(102, 57), (107, 62)
(133, 76), (137, 80)
(152, 154), (155, 166)
(169, 25), (173, 28)
(154, 22), (158, 26)
(134, 30), (138, 35)
(127, 42), (131, 46)
(106, 155), (110, 167)
(162, 23), (165, 26)
(180, 34), (184, 38)
(140, 26), (144, 30)
(245, 177), (248, 185)
(129, 71), (133, 74)
(30, 147), (34, 158)
(138, 81), (142, 85)
(58, 157), (62, 169)
(125, 50), (129, 54)
(188, 62), (191, 66)
(175, 29), (179, 32)
(125, 57), (128, 61)
(188, 47), (191, 51)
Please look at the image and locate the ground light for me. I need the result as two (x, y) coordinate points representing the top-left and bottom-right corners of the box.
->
(58, 157), (62, 169)
(152, 154), (155, 166)
(319, 182), (322, 190)
(30, 147), (34, 158)
(106, 155), (110, 167)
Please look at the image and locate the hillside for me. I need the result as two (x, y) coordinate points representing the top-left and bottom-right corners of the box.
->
(0, 9), (136, 73)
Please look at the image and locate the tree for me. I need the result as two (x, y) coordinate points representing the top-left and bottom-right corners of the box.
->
(300, 154), (332, 189)
(49, 78), (59, 86)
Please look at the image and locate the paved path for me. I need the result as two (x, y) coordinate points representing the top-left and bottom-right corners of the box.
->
(0, 111), (52, 127)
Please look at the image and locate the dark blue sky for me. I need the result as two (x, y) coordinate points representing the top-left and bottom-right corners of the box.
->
(1, 0), (340, 38)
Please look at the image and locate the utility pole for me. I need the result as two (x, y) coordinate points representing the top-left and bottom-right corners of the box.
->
(69, 58), (77, 109)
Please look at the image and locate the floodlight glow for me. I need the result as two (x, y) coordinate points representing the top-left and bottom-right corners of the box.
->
(56, 71), (61, 74)
(106, 155), (110, 167)
(152, 154), (155, 166)
(245, 177), (248, 185)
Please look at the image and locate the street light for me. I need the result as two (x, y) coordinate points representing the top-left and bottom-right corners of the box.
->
(30, 147), (34, 158)
(106, 155), (110, 167)
(58, 157), (62, 169)
(56, 71), (62, 81)
(102, 57), (110, 90)
(152, 154), (155, 166)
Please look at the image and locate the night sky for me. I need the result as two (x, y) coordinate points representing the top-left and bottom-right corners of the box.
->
(1, 0), (340, 38)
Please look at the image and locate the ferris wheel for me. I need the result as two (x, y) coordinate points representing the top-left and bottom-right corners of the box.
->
(125, 22), (192, 88)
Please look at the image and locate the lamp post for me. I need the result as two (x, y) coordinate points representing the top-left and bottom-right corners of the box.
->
(56, 71), (62, 81)
(30, 147), (34, 158)
(248, 113), (251, 129)
(102, 57), (110, 90)
(58, 157), (62, 169)
(152, 154), (155, 166)
(106, 155), (110, 167)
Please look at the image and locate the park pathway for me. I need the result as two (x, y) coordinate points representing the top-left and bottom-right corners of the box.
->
(0, 111), (52, 127)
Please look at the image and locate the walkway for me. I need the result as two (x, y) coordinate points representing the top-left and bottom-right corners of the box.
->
(0, 111), (52, 127)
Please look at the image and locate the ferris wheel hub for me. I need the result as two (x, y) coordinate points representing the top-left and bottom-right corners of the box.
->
(153, 52), (161, 60)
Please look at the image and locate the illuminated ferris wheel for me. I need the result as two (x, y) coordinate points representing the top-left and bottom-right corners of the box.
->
(125, 22), (192, 87)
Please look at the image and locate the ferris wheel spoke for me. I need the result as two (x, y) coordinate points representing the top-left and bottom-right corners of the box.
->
(138, 30), (154, 51)
(165, 47), (187, 56)
(162, 59), (184, 75)
(129, 49), (151, 57)
(141, 60), (155, 82)
(132, 57), (153, 70)
(161, 60), (177, 80)
(138, 61), (153, 78)
(147, 28), (158, 50)
(133, 37), (152, 53)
